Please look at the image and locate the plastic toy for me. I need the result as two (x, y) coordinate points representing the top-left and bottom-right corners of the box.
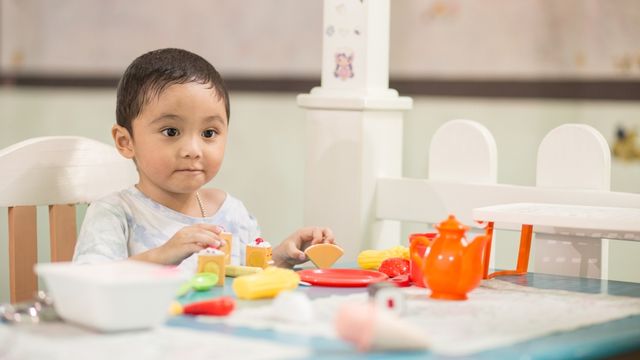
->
(245, 237), (273, 268)
(182, 297), (235, 316)
(168, 301), (183, 316)
(357, 246), (409, 270)
(219, 231), (233, 264)
(377, 257), (409, 278)
(387, 274), (411, 287)
(409, 233), (436, 287)
(197, 248), (225, 286)
(335, 303), (429, 352)
(232, 267), (300, 300)
(415, 215), (489, 300)
(304, 243), (344, 268)
(226, 265), (263, 277)
(190, 272), (219, 291)
(298, 268), (387, 287)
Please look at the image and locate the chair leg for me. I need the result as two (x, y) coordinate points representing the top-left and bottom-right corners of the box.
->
(9, 206), (38, 303)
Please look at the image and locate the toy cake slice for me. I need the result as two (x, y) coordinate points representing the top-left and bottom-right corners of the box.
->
(305, 243), (344, 269)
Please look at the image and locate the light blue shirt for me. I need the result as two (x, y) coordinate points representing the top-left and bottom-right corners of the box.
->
(73, 186), (260, 272)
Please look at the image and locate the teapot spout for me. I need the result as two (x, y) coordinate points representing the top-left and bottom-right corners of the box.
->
(467, 234), (489, 261)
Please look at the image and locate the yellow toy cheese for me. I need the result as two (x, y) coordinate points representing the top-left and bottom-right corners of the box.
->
(305, 243), (344, 268)
(232, 267), (300, 300)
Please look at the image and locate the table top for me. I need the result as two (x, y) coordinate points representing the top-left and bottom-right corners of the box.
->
(472, 202), (640, 241)
(167, 270), (640, 360)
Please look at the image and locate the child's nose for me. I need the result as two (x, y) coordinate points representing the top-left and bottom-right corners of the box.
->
(179, 136), (203, 158)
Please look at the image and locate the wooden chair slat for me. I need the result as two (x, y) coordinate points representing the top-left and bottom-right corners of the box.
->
(49, 204), (77, 262)
(9, 206), (38, 303)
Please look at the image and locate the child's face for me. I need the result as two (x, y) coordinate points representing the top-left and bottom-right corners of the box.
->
(119, 82), (228, 198)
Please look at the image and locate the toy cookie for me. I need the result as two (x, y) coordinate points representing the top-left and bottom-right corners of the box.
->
(304, 243), (344, 268)
(245, 237), (273, 268)
(197, 248), (225, 286)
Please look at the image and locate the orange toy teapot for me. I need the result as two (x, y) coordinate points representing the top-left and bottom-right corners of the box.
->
(420, 215), (489, 300)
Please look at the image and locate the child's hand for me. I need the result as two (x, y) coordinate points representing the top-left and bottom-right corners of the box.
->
(272, 226), (335, 268)
(132, 224), (223, 265)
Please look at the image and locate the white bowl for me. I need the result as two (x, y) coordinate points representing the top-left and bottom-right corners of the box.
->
(35, 260), (189, 332)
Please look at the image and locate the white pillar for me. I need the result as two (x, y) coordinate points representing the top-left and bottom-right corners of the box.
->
(297, 0), (412, 260)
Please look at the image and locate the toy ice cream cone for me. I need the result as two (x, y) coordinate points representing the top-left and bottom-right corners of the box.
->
(245, 238), (273, 268)
(197, 248), (226, 286)
(335, 303), (428, 352)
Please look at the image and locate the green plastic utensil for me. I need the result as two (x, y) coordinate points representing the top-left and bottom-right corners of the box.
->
(191, 272), (219, 291)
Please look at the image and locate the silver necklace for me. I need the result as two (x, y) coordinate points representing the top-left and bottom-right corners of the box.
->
(195, 191), (207, 218)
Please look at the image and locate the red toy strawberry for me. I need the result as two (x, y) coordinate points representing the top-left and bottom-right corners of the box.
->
(183, 296), (235, 316)
(378, 257), (410, 278)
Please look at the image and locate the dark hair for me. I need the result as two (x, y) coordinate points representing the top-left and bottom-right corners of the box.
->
(116, 48), (230, 135)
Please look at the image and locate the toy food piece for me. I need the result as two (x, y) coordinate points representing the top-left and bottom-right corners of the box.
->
(232, 267), (300, 300)
(197, 248), (225, 286)
(183, 297), (235, 316)
(219, 231), (233, 264)
(176, 282), (193, 297)
(357, 246), (409, 270)
(245, 237), (273, 268)
(226, 265), (264, 277)
(335, 303), (429, 352)
(388, 274), (411, 287)
(378, 257), (410, 278)
(191, 272), (219, 291)
(304, 243), (344, 268)
(168, 301), (183, 316)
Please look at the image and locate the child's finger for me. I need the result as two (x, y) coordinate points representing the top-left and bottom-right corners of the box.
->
(322, 228), (335, 243)
(288, 241), (307, 261)
(311, 227), (324, 243)
(191, 232), (221, 248)
(194, 223), (223, 234)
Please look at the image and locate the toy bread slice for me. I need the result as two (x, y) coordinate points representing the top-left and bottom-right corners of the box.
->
(305, 243), (344, 269)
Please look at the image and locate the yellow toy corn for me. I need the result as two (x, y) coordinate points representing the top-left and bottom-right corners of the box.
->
(226, 265), (264, 277)
(232, 267), (300, 300)
(357, 245), (410, 270)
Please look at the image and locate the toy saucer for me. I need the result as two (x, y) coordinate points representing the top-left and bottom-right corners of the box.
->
(297, 269), (388, 287)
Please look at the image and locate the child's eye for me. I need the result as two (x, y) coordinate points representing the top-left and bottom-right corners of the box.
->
(202, 129), (216, 138)
(161, 128), (179, 137)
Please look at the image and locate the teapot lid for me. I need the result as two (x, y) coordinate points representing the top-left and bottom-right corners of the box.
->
(436, 215), (469, 232)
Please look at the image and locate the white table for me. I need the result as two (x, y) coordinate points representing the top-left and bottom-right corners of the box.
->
(472, 203), (640, 278)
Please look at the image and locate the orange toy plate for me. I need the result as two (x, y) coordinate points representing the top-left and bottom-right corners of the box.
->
(298, 269), (388, 287)
(304, 243), (344, 269)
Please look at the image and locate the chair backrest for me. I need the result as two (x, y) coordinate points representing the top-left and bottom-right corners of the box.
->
(536, 124), (611, 190)
(534, 124), (612, 279)
(0, 136), (137, 303)
(428, 119), (498, 185)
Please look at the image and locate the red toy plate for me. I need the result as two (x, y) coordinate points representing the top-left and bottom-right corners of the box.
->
(298, 269), (388, 287)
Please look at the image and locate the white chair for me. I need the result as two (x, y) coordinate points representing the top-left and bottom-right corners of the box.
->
(0, 136), (137, 303)
(375, 119), (498, 246)
(534, 124), (612, 279)
(428, 119), (498, 186)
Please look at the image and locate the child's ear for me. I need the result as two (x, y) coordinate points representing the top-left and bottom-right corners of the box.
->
(112, 124), (135, 159)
